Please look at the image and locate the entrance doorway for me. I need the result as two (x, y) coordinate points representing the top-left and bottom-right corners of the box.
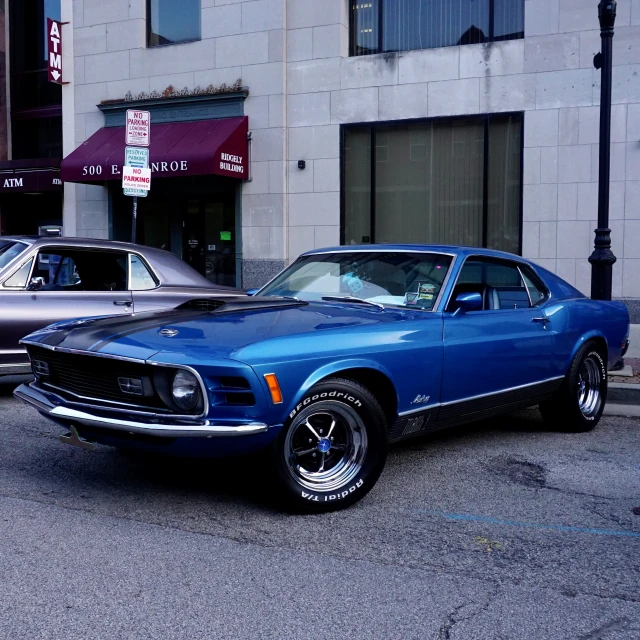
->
(111, 175), (239, 287)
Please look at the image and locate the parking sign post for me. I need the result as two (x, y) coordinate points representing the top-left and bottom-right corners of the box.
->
(124, 110), (151, 243)
(132, 196), (138, 243)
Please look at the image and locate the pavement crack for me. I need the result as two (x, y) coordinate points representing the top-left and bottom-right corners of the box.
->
(438, 580), (500, 639)
(577, 617), (631, 639)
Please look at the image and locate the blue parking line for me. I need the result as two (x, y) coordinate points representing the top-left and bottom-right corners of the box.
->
(409, 509), (640, 538)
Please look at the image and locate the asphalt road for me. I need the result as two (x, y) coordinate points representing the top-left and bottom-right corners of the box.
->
(1, 376), (639, 640)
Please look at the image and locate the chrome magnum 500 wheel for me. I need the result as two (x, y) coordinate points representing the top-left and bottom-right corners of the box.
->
(271, 378), (388, 512)
(540, 341), (607, 432)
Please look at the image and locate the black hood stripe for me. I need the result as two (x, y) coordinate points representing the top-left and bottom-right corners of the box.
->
(29, 297), (308, 353)
(33, 309), (210, 353)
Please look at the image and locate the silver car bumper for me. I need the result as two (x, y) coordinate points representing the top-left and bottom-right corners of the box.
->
(13, 383), (269, 438)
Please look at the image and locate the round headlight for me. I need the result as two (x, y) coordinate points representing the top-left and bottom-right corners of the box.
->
(171, 370), (201, 412)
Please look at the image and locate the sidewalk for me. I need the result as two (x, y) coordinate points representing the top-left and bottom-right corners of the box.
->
(606, 324), (640, 417)
(626, 324), (640, 359)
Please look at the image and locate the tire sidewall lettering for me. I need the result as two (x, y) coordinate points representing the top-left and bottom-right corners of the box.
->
(301, 478), (365, 502)
(289, 388), (363, 420)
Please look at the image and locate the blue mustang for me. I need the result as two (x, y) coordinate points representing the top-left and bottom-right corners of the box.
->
(15, 245), (631, 511)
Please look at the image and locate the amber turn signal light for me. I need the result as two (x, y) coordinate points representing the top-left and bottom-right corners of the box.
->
(264, 373), (283, 404)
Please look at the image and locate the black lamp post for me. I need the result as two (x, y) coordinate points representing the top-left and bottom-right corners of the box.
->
(589, 0), (617, 300)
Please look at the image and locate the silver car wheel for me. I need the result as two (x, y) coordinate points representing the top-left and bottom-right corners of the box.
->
(577, 354), (602, 417)
(284, 402), (368, 492)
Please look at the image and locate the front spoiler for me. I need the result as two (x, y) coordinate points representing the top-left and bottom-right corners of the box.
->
(13, 383), (269, 439)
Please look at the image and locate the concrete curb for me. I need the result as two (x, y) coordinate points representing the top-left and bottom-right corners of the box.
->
(604, 403), (640, 418)
(608, 382), (640, 406)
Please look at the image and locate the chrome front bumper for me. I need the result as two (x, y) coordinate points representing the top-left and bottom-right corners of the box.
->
(13, 383), (269, 438)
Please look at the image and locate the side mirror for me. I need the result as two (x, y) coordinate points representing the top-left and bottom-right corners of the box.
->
(245, 288), (259, 296)
(454, 292), (482, 314)
(28, 277), (45, 291)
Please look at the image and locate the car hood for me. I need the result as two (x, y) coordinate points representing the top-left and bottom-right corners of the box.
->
(21, 297), (415, 362)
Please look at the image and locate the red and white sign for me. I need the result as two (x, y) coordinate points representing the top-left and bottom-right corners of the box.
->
(47, 19), (63, 84)
(126, 110), (151, 147)
(122, 166), (151, 191)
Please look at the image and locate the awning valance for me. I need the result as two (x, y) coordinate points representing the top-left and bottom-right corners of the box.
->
(0, 159), (62, 193)
(60, 116), (249, 183)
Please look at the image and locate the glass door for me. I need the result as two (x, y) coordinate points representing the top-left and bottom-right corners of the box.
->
(183, 195), (236, 287)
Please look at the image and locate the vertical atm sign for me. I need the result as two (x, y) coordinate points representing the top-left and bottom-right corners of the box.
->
(47, 19), (63, 84)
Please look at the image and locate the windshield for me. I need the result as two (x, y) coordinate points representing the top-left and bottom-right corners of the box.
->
(259, 251), (454, 310)
(0, 240), (28, 271)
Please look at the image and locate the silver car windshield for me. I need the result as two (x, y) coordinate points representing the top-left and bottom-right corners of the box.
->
(259, 251), (454, 311)
(0, 241), (28, 271)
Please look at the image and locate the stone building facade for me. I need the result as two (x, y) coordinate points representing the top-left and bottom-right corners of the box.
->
(60, 0), (640, 301)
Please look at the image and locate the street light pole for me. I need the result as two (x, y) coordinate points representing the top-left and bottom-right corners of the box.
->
(589, 0), (617, 300)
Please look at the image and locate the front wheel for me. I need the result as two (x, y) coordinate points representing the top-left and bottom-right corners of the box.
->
(540, 341), (607, 432)
(270, 378), (388, 512)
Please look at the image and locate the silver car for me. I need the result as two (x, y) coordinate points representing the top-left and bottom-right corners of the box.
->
(0, 236), (242, 376)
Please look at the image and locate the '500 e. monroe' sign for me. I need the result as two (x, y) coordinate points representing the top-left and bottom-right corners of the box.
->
(77, 151), (247, 181)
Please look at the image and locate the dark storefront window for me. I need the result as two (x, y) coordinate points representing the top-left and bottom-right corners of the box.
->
(343, 115), (523, 254)
(147, 0), (201, 47)
(351, 0), (524, 56)
(9, 0), (62, 159)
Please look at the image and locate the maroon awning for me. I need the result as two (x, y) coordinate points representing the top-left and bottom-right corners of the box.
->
(0, 159), (62, 193)
(61, 116), (249, 183)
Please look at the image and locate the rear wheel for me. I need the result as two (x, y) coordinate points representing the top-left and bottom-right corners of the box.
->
(270, 378), (388, 512)
(540, 341), (607, 432)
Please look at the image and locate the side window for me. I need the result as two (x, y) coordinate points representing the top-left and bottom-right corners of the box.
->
(32, 250), (128, 292)
(79, 252), (128, 292)
(520, 267), (548, 306)
(3, 257), (35, 289)
(130, 255), (157, 291)
(33, 253), (80, 288)
(448, 258), (531, 312)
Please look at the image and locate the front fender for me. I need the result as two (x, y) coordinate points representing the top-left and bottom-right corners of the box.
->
(276, 358), (398, 425)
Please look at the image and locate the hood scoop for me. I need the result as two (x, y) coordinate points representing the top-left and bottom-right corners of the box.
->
(176, 296), (308, 314)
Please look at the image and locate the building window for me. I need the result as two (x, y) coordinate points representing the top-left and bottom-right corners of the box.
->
(351, 0), (524, 56)
(343, 114), (523, 254)
(9, 0), (62, 159)
(147, 0), (201, 47)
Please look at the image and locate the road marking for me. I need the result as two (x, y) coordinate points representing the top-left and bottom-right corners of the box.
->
(408, 509), (640, 539)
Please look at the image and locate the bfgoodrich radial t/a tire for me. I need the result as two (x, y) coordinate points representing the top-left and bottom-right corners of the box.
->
(271, 378), (388, 512)
(540, 340), (607, 433)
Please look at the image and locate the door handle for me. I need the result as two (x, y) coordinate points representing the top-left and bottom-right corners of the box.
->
(532, 316), (550, 324)
(113, 300), (131, 306)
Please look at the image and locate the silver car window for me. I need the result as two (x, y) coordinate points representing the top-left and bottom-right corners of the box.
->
(0, 241), (28, 270)
(3, 257), (35, 289)
(129, 254), (157, 290)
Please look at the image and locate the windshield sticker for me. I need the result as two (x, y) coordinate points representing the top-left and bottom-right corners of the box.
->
(417, 282), (436, 300)
(405, 292), (418, 305)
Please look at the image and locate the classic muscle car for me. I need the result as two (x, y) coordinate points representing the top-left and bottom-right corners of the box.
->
(0, 236), (240, 376)
(14, 245), (630, 511)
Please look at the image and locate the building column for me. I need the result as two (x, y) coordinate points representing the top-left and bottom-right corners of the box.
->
(61, 0), (76, 236)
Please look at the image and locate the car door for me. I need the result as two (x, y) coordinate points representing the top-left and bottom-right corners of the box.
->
(441, 257), (555, 406)
(0, 247), (133, 360)
(127, 252), (196, 313)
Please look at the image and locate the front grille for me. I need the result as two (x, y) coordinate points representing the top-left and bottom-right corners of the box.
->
(27, 346), (170, 412)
